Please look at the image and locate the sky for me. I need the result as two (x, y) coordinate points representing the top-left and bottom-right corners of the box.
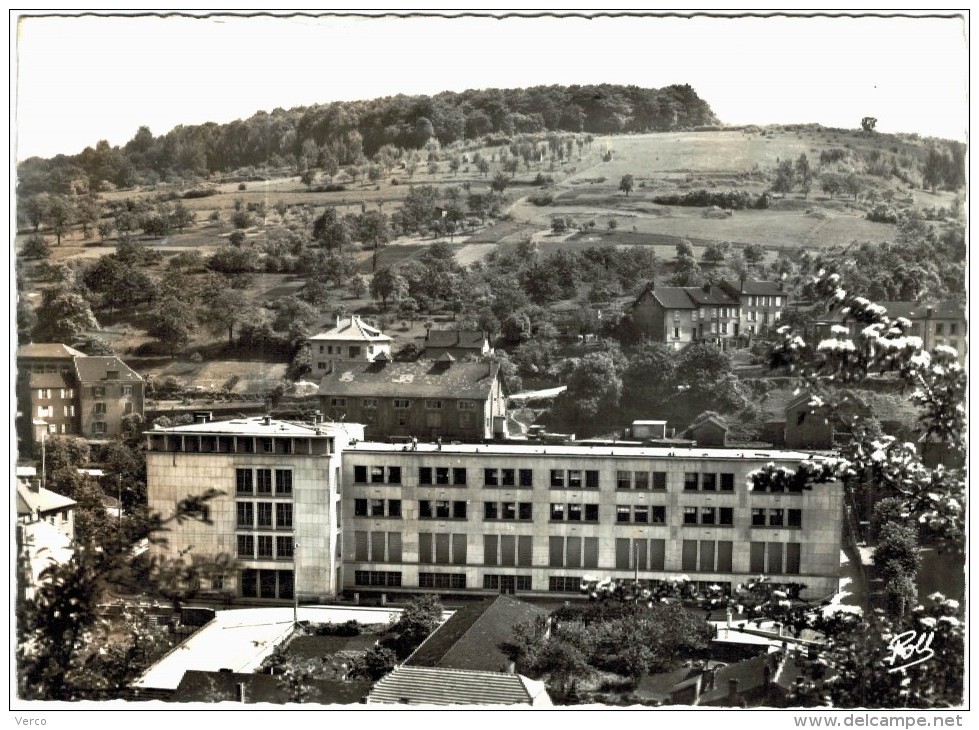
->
(12, 11), (969, 161)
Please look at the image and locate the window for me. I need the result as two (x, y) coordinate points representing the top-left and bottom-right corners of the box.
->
(275, 470), (292, 495)
(257, 535), (274, 558)
(236, 469), (253, 495)
(720, 473), (735, 492)
(419, 573), (467, 589)
(354, 571), (402, 587)
(550, 470), (565, 488)
(257, 502), (273, 528)
(256, 469), (273, 494)
(122, 385), (133, 396)
(236, 502), (253, 528)
(237, 535), (254, 558)
(124, 402), (133, 415)
(519, 503), (533, 520)
(330, 398), (346, 408)
(769, 508), (785, 527)
(720, 507), (734, 525)
(673, 327), (681, 339)
(701, 506), (716, 525)
(585, 470), (600, 489)
(354, 498), (368, 517)
(786, 543), (802, 574)
(484, 468), (499, 486)
(684, 506), (698, 525)
(37, 388), (51, 399)
(452, 501), (467, 519)
(94, 402), (107, 415)
(701, 473), (717, 491)
(419, 467), (433, 485)
(549, 576), (581, 592)
(567, 504), (582, 521)
(568, 470), (582, 488)
(949, 323), (958, 336)
(435, 500), (450, 519)
(93, 386), (105, 397)
(370, 498), (385, 517)
(349, 346), (362, 358)
(519, 469), (533, 487)
(651, 506), (666, 524)
(634, 505), (649, 523)
(435, 467), (450, 485)
(550, 503), (565, 521)
(935, 323), (944, 335)
(394, 399), (410, 409)
(584, 504), (599, 522)
(652, 472), (667, 490)
(458, 401), (477, 410)
(752, 508), (766, 526)
(634, 472), (649, 491)
(502, 502), (516, 520)
(617, 505), (631, 523)
(501, 469), (515, 486)
(260, 438), (273, 454)
(275, 503), (293, 529)
(788, 509), (802, 528)
(684, 473), (699, 491)
(276, 536), (294, 559)
(362, 398), (378, 409)
(453, 468), (467, 486)
(482, 575), (532, 592)
(425, 400), (443, 410)
(388, 500), (402, 518)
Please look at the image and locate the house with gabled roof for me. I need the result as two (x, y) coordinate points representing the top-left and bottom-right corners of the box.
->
(74, 356), (144, 440)
(317, 358), (506, 441)
(367, 595), (552, 706)
(423, 329), (492, 360)
(308, 315), (392, 373)
(631, 278), (788, 350)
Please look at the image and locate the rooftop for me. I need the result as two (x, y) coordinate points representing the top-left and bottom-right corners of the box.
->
(317, 359), (500, 400)
(74, 356), (143, 383)
(721, 278), (786, 297)
(816, 300), (965, 323)
(170, 670), (371, 705)
(148, 415), (362, 439)
(308, 315), (391, 343)
(349, 441), (821, 463)
(406, 595), (548, 673)
(17, 484), (76, 517)
(17, 343), (85, 360)
(368, 665), (546, 706)
(424, 329), (488, 349)
(28, 371), (74, 389)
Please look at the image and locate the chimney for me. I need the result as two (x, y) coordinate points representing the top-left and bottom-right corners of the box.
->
(29, 477), (41, 493)
(335, 314), (341, 329)
(313, 410), (323, 424)
(263, 415), (272, 426)
(926, 307), (934, 319)
(740, 275), (746, 290)
(702, 283), (711, 294)
(728, 678), (740, 706)
(235, 682), (246, 703)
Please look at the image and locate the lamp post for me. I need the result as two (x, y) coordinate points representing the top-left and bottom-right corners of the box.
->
(293, 539), (299, 628)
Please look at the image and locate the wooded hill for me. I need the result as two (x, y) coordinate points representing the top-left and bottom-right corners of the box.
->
(17, 83), (718, 196)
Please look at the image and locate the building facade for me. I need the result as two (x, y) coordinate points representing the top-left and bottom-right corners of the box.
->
(317, 359), (506, 441)
(631, 279), (788, 350)
(308, 315), (392, 373)
(814, 300), (966, 364)
(423, 329), (492, 360)
(145, 416), (363, 603)
(74, 356), (144, 440)
(341, 443), (842, 601)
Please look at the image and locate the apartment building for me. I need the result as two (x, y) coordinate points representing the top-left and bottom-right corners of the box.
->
(631, 279), (787, 350)
(317, 358), (506, 441)
(814, 300), (966, 364)
(341, 442), (842, 601)
(145, 415), (363, 603)
(74, 356), (144, 440)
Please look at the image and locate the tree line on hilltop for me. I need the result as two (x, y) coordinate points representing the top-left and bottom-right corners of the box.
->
(17, 83), (717, 196)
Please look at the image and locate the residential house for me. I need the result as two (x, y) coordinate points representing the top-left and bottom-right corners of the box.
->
(16, 466), (76, 601)
(367, 666), (551, 706)
(317, 357), (506, 441)
(631, 279), (788, 350)
(685, 417), (729, 447)
(814, 300), (966, 364)
(145, 415), (363, 603)
(16, 345), (144, 446)
(423, 329), (492, 360)
(308, 316), (392, 374)
(74, 356), (144, 440)
(784, 393), (834, 451)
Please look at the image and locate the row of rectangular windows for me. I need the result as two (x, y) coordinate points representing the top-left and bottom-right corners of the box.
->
(349, 532), (803, 575)
(237, 534), (295, 560)
(354, 466), (759, 492)
(236, 468), (293, 496)
(236, 501), (294, 529)
(352, 571), (532, 592)
(331, 398), (472, 410)
(353, 499), (805, 527)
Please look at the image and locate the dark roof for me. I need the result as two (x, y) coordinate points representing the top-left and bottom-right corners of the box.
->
(73, 356), (142, 383)
(406, 595), (548, 673)
(687, 417), (729, 434)
(170, 670), (370, 705)
(646, 286), (697, 310)
(721, 279), (785, 296)
(17, 343), (85, 360)
(425, 330), (488, 349)
(698, 651), (798, 706)
(635, 666), (701, 702)
(685, 285), (739, 307)
(28, 371), (74, 389)
(317, 360), (500, 400)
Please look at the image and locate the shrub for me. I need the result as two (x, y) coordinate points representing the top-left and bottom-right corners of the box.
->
(182, 187), (218, 199)
(237, 183), (247, 191)
(652, 189), (756, 210)
(528, 193), (553, 206)
(189, 351), (203, 364)
(866, 204), (900, 224)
